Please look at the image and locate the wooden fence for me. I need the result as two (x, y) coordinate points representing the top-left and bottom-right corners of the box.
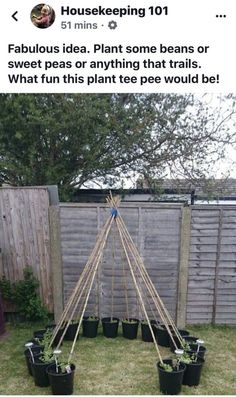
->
(59, 203), (183, 323)
(0, 187), (55, 311)
(187, 206), (236, 324)
(57, 203), (236, 326)
(0, 186), (236, 325)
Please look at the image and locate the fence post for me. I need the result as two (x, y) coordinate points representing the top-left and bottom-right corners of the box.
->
(212, 208), (223, 324)
(0, 250), (3, 277)
(49, 205), (64, 323)
(176, 206), (191, 328)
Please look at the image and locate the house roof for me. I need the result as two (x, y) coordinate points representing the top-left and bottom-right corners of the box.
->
(136, 178), (236, 197)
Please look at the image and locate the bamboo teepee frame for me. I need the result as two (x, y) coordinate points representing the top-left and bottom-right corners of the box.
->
(50, 194), (185, 364)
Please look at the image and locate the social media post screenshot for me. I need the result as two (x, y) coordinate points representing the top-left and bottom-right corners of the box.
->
(0, 1), (236, 396)
(0, 0), (236, 92)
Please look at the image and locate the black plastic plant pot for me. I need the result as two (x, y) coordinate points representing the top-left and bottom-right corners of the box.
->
(24, 346), (43, 376)
(183, 335), (199, 344)
(102, 317), (119, 338)
(179, 329), (190, 337)
(53, 328), (64, 346)
(182, 357), (205, 386)
(47, 363), (76, 395)
(157, 359), (186, 395)
(169, 334), (182, 352)
(187, 344), (206, 359)
(122, 319), (139, 340)
(45, 323), (56, 330)
(33, 329), (46, 340)
(151, 320), (158, 337)
(31, 354), (53, 387)
(25, 338), (40, 346)
(169, 329), (189, 352)
(141, 320), (157, 342)
(82, 316), (99, 338)
(156, 326), (170, 347)
(162, 324), (175, 332)
(65, 323), (79, 341)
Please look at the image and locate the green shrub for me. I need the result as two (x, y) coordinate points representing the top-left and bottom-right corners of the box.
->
(0, 276), (14, 301)
(0, 266), (48, 321)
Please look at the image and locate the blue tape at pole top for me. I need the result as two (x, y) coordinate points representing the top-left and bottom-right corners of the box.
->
(111, 208), (118, 218)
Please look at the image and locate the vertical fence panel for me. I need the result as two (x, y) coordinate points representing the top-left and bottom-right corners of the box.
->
(0, 187), (53, 311)
(215, 208), (236, 324)
(59, 203), (183, 321)
(187, 205), (236, 325)
(187, 207), (219, 323)
(176, 206), (191, 328)
(49, 206), (64, 321)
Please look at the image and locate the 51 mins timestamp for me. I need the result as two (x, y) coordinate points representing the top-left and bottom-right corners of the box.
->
(61, 21), (98, 29)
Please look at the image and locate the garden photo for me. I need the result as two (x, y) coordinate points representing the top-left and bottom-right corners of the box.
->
(0, 93), (236, 395)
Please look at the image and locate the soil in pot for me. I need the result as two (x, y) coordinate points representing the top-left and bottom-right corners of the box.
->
(141, 320), (157, 342)
(122, 318), (139, 340)
(65, 322), (79, 341)
(82, 316), (99, 338)
(31, 353), (54, 387)
(155, 325), (170, 347)
(102, 317), (119, 338)
(24, 345), (44, 376)
(182, 357), (205, 386)
(187, 344), (206, 359)
(157, 359), (186, 395)
(47, 363), (76, 395)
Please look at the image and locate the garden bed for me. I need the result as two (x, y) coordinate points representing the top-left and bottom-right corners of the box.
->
(0, 323), (236, 395)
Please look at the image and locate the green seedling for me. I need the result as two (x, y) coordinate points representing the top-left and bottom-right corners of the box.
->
(174, 349), (184, 370)
(39, 329), (54, 363)
(160, 362), (173, 372)
(122, 319), (138, 324)
(179, 351), (193, 364)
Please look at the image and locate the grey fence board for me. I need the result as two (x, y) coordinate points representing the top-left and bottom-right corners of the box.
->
(59, 203), (236, 325)
(0, 187), (53, 310)
(59, 203), (182, 321)
(187, 206), (236, 324)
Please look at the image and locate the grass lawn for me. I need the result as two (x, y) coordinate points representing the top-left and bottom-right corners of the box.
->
(0, 322), (236, 395)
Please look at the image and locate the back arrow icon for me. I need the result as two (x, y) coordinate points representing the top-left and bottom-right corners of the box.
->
(12, 11), (18, 21)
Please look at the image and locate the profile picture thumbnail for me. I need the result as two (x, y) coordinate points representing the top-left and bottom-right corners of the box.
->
(31, 4), (55, 28)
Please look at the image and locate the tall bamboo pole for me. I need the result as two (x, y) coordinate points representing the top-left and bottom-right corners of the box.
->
(54, 246), (103, 349)
(116, 218), (163, 364)
(50, 216), (111, 344)
(67, 215), (114, 362)
(111, 222), (116, 321)
(108, 195), (182, 346)
(117, 215), (183, 347)
(121, 238), (130, 319)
